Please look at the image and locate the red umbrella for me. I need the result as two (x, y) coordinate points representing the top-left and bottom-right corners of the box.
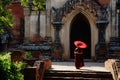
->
(74, 40), (87, 49)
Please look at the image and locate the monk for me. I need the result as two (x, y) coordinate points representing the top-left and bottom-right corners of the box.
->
(74, 40), (87, 69)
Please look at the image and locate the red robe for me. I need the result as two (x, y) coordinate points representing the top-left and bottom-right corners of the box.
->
(74, 48), (84, 69)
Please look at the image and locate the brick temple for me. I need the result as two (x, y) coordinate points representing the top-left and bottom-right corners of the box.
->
(0, 0), (120, 80)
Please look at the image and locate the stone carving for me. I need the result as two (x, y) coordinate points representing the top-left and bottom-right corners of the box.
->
(1, 27), (12, 50)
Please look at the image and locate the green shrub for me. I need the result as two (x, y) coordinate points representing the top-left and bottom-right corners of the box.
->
(0, 52), (24, 80)
(25, 51), (32, 58)
(0, 0), (13, 34)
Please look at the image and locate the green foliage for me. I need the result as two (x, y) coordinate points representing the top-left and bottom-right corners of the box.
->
(20, 0), (29, 7)
(20, 0), (45, 10)
(25, 51), (32, 58)
(0, 0), (13, 34)
(0, 0), (11, 7)
(0, 52), (24, 80)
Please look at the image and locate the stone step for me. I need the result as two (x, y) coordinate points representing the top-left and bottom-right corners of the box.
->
(43, 70), (113, 80)
(43, 76), (113, 80)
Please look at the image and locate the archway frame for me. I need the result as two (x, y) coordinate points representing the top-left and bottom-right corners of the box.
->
(61, 7), (98, 60)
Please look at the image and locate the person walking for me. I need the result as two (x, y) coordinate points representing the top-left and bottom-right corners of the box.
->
(74, 40), (87, 69)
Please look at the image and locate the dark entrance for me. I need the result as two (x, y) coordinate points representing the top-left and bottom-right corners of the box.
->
(70, 13), (91, 59)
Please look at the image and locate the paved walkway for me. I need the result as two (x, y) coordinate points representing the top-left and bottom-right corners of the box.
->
(50, 61), (110, 72)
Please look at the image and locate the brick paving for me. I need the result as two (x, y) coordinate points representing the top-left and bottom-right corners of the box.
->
(50, 61), (110, 72)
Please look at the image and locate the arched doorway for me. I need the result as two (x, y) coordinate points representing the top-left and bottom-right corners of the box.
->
(70, 13), (91, 59)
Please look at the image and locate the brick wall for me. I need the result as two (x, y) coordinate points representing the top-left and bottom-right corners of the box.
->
(7, 3), (24, 45)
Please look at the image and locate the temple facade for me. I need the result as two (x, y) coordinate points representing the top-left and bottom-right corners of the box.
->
(10, 0), (120, 60)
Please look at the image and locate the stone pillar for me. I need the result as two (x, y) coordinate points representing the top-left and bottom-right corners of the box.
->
(46, 0), (51, 37)
(44, 0), (52, 43)
(52, 21), (64, 61)
(95, 20), (109, 61)
(95, 6), (109, 61)
(110, 0), (117, 37)
(52, 22), (63, 44)
(24, 8), (31, 43)
(118, 10), (120, 37)
(97, 21), (109, 44)
(116, 0), (120, 37)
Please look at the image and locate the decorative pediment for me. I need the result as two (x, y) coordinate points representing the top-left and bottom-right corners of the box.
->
(52, 0), (110, 22)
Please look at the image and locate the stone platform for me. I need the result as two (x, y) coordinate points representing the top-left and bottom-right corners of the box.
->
(50, 61), (109, 72)
(43, 61), (113, 80)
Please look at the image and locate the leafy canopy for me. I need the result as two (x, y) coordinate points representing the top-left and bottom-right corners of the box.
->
(20, 0), (46, 10)
(0, 0), (13, 33)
